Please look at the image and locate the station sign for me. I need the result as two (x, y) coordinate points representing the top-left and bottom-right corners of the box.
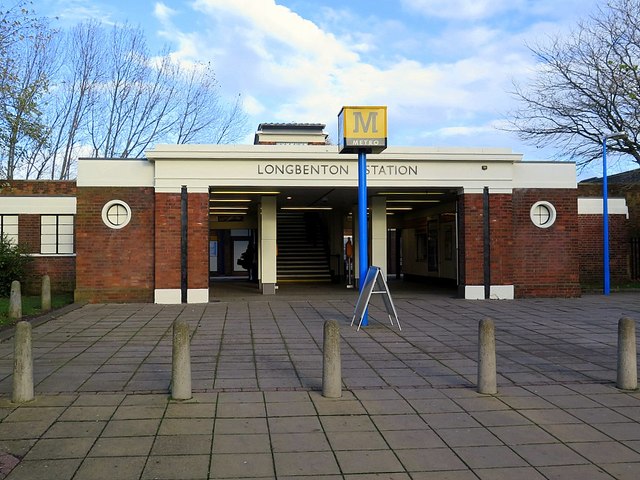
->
(338, 106), (387, 154)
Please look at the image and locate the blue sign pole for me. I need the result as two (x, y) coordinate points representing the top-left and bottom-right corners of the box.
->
(358, 149), (369, 326)
(603, 138), (610, 296)
(601, 131), (626, 296)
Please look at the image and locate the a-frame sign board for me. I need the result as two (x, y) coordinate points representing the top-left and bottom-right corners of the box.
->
(351, 266), (401, 331)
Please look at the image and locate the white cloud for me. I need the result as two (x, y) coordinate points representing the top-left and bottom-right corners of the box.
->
(401, 0), (516, 20)
(192, 0), (359, 66)
(425, 123), (502, 138)
(182, 1), (527, 120)
(154, 2), (177, 22)
(46, 0), (115, 26)
(147, 0), (600, 156)
(242, 95), (266, 116)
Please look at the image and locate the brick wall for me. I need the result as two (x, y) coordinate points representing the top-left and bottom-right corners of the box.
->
(188, 193), (209, 290)
(17, 214), (75, 295)
(23, 257), (75, 295)
(460, 189), (580, 298)
(579, 183), (640, 236)
(18, 214), (40, 253)
(460, 194), (483, 287)
(578, 214), (629, 285)
(75, 187), (155, 302)
(154, 193), (181, 290)
(0, 180), (76, 196)
(512, 189), (580, 297)
(577, 184), (632, 286)
(1, 180), (77, 295)
(490, 194), (515, 286)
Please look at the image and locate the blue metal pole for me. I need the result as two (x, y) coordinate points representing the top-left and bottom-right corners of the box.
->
(358, 149), (369, 326)
(603, 138), (610, 296)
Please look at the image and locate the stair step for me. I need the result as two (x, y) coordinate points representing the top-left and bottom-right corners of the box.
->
(276, 212), (330, 284)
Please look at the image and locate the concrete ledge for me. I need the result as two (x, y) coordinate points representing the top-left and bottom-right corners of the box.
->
(465, 285), (515, 300)
(187, 289), (209, 304)
(155, 289), (181, 304)
(155, 288), (209, 304)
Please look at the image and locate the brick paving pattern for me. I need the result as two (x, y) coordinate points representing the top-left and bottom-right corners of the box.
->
(0, 289), (638, 478)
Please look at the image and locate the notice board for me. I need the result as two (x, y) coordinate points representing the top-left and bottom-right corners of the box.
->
(351, 266), (401, 331)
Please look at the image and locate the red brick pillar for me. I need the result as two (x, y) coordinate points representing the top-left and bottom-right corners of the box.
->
(187, 192), (209, 302)
(460, 192), (514, 299)
(461, 193), (484, 291)
(155, 193), (181, 302)
(154, 191), (209, 303)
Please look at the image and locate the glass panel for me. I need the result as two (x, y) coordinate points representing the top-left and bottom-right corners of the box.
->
(41, 244), (57, 254)
(234, 240), (249, 272)
(58, 234), (74, 246)
(58, 224), (74, 235)
(58, 244), (74, 254)
(41, 224), (57, 235)
(107, 205), (128, 226)
(1, 215), (18, 243)
(40, 234), (57, 245)
(427, 220), (438, 272)
(209, 241), (218, 273)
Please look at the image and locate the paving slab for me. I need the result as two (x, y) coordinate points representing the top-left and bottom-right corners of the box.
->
(0, 292), (639, 479)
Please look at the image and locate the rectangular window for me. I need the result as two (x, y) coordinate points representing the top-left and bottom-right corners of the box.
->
(427, 220), (438, 272)
(0, 215), (19, 244)
(41, 215), (74, 254)
(416, 231), (427, 261)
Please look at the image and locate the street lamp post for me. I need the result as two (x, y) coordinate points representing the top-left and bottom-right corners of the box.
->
(602, 131), (627, 295)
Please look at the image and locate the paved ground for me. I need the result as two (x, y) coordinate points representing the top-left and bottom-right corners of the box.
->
(0, 287), (639, 479)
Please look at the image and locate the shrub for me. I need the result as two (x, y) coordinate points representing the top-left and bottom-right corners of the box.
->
(0, 234), (31, 297)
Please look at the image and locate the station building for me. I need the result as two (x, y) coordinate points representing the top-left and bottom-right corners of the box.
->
(0, 123), (631, 303)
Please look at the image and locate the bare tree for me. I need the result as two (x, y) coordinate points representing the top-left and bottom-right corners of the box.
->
(43, 21), (102, 180)
(86, 25), (249, 159)
(172, 63), (248, 145)
(3, 14), (249, 179)
(0, 2), (53, 179)
(87, 25), (174, 158)
(508, 0), (640, 168)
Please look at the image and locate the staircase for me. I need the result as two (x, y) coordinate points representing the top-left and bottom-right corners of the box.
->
(277, 212), (332, 283)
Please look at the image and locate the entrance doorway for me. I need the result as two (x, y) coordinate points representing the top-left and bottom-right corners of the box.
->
(210, 229), (257, 281)
(207, 186), (461, 297)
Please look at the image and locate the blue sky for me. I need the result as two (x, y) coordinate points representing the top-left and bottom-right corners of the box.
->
(38, 0), (623, 178)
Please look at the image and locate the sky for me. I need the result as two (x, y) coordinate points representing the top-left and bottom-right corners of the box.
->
(37, 0), (627, 179)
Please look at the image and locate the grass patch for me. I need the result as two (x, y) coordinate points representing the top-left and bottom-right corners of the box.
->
(0, 293), (74, 329)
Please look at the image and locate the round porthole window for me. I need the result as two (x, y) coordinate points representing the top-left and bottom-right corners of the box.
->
(102, 200), (132, 229)
(530, 201), (556, 229)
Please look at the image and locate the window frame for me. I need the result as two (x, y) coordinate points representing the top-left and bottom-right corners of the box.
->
(101, 200), (132, 230)
(530, 201), (557, 229)
(40, 214), (75, 255)
(0, 214), (19, 244)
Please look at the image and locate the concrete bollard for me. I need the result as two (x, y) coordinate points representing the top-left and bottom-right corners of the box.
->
(171, 318), (192, 400)
(9, 280), (21, 320)
(617, 317), (637, 391)
(12, 321), (34, 403)
(322, 319), (342, 398)
(41, 275), (51, 312)
(478, 318), (497, 395)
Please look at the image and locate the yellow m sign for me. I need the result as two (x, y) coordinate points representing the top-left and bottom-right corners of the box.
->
(338, 106), (388, 154)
